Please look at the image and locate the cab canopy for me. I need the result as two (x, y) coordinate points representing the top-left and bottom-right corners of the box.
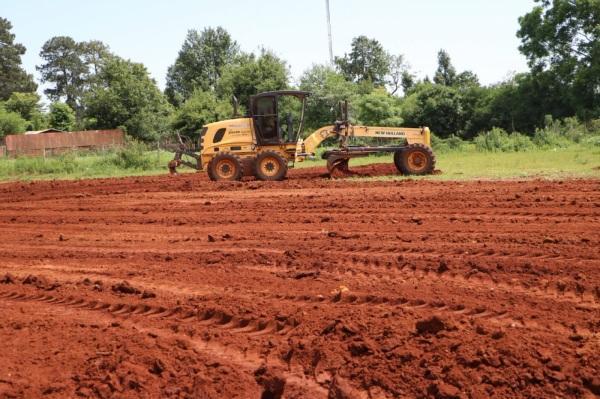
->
(249, 91), (309, 145)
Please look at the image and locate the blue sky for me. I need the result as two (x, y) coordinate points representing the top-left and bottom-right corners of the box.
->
(4, 0), (536, 94)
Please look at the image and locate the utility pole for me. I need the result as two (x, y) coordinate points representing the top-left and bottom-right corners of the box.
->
(325, 0), (334, 66)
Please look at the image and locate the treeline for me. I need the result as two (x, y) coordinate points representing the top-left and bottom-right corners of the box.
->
(0, 0), (598, 143)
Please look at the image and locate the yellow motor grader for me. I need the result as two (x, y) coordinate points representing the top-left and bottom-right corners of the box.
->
(168, 90), (435, 180)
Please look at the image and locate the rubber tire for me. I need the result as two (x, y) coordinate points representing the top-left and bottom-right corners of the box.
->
(208, 153), (244, 181)
(394, 144), (436, 175)
(254, 151), (288, 181)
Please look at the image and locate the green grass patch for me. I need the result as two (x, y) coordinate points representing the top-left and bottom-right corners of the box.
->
(0, 143), (598, 182)
(0, 149), (175, 181)
(296, 144), (600, 180)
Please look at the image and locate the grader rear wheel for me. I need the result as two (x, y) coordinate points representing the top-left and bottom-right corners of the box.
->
(394, 144), (436, 175)
(254, 151), (288, 181)
(208, 153), (244, 181)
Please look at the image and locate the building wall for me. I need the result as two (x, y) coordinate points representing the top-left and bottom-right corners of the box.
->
(4, 130), (125, 157)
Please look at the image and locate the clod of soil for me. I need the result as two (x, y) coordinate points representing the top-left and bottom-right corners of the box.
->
(141, 290), (156, 299)
(437, 259), (450, 274)
(415, 316), (451, 335)
(22, 274), (60, 291)
(427, 382), (461, 399)
(254, 365), (286, 399)
(328, 376), (362, 399)
(111, 280), (140, 295)
(1, 273), (16, 284)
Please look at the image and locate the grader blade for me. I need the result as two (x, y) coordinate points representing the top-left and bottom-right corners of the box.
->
(326, 155), (354, 178)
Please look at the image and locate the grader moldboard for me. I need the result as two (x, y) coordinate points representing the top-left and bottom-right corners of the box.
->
(167, 90), (436, 180)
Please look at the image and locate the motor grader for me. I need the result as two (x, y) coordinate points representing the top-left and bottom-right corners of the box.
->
(168, 90), (435, 180)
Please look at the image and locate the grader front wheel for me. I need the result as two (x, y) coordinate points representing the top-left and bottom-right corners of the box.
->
(394, 144), (436, 175)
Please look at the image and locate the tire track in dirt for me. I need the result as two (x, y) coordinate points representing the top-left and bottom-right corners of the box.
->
(0, 290), (328, 398)
(0, 288), (300, 339)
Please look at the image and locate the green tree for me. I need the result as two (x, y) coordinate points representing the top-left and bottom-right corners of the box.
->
(299, 65), (359, 132)
(401, 83), (465, 138)
(81, 40), (111, 83)
(518, 0), (600, 119)
(0, 17), (37, 100)
(335, 36), (390, 86)
(433, 49), (457, 86)
(171, 90), (233, 138)
(84, 57), (172, 141)
(5, 92), (41, 122)
(455, 71), (480, 88)
(355, 88), (403, 126)
(48, 102), (75, 131)
(386, 54), (410, 95)
(166, 27), (239, 105)
(37, 36), (88, 110)
(401, 71), (416, 94)
(4, 92), (46, 130)
(218, 50), (289, 110)
(37, 37), (111, 112)
(0, 105), (27, 138)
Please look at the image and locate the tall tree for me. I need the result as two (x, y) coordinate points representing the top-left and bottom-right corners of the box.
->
(165, 27), (239, 105)
(0, 17), (37, 100)
(299, 65), (359, 131)
(355, 88), (403, 127)
(171, 90), (233, 138)
(401, 82), (465, 138)
(217, 50), (289, 110)
(386, 54), (410, 95)
(81, 40), (110, 77)
(518, 0), (600, 119)
(433, 49), (457, 86)
(84, 57), (172, 141)
(37, 36), (88, 111)
(335, 36), (390, 86)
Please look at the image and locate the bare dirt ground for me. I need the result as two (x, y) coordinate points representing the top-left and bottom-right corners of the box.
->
(0, 165), (599, 399)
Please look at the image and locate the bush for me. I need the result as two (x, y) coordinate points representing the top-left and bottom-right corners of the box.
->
(48, 102), (76, 131)
(104, 140), (154, 170)
(474, 128), (534, 152)
(431, 133), (467, 153)
(532, 116), (592, 148)
(0, 107), (27, 138)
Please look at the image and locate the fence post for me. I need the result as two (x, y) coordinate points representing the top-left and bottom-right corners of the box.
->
(156, 141), (160, 165)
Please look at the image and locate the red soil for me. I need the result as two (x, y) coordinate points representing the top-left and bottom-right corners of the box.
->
(0, 166), (599, 398)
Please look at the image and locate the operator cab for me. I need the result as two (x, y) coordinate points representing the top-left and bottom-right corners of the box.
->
(250, 90), (309, 145)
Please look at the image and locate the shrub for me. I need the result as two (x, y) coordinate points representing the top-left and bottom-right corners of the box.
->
(474, 128), (534, 152)
(107, 140), (154, 170)
(0, 107), (27, 138)
(48, 102), (76, 131)
(532, 116), (596, 148)
(431, 133), (467, 153)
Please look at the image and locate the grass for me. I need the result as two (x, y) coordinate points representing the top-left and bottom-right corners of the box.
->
(0, 149), (175, 181)
(296, 144), (600, 181)
(0, 144), (598, 182)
